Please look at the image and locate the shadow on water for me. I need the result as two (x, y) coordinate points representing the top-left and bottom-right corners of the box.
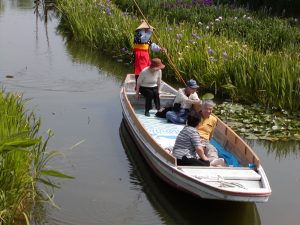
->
(119, 120), (261, 225)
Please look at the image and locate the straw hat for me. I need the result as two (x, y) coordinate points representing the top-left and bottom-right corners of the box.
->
(135, 20), (155, 31)
(149, 58), (165, 70)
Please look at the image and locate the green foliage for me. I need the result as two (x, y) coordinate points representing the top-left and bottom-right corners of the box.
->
(57, 0), (135, 58)
(0, 91), (73, 224)
(214, 102), (300, 141)
(116, 1), (300, 53)
(57, 0), (300, 111)
(228, 0), (300, 17)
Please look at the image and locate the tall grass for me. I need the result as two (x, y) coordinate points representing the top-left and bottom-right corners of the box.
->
(115, 0), (300, 53)
(57, 0), (135, 53)
(57, 0), (300, 111)
(0, 90), (73, 224)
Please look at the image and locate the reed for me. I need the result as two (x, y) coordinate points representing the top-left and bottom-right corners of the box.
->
(115, 0), (300, 53)
(0, 90), (73, 224)
(57, 0), (300, 111)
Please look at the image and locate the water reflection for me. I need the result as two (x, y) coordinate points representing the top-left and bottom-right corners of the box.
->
(35, 0), (130, 82)
(34, 0), (56, 22)
(249, 140), (300, 159)
(62, 39), (129, 81)
(9, 0), (33, 9)
(119, 120), (261, 225)
(34, 0), (57, 47)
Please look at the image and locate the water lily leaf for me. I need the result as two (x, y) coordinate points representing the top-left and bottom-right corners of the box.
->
(245, 133), (258, 139)
(215, 101), (300, 141)
(243, 119), (251, 124)
(201, 93), (214, 100)
(240, 128), (246, 133)
(261, 136), (278, 141)
(221, 83), (237, 90)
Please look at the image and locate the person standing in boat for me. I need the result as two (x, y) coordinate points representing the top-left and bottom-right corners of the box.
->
(165, 79), (202, 124)
(133, 20), (165, 83)
(196, 100), (225, 166)
(136, 58), (165, 117)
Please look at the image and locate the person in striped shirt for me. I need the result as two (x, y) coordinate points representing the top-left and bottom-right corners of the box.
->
(173, 110), (225, 166)
(172, 110), (210, 166)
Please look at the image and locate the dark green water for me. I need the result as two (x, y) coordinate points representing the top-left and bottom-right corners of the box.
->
(0, 0), (299, 224)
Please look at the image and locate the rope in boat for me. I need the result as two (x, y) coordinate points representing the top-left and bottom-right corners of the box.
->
(195, 175), (247, 189)
(132, 0), (186, 86)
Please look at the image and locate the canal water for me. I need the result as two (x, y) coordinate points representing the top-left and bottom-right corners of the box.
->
(1, 1), (299, 224)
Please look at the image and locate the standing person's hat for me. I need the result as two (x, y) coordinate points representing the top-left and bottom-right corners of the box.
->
(149, 58), (165, 70)
(186, 79), (199, 89)
(136, 20), (155, 31)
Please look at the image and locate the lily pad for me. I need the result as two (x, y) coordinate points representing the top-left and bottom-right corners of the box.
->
(201, 93), (214, 100)
(214, 102), (300, 141)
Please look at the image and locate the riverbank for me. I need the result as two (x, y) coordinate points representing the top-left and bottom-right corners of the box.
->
(1, 1), (300, 224)
(0, 90), (73, 224)
(56, 0), (300, 141)
(57, 0), (300, 112)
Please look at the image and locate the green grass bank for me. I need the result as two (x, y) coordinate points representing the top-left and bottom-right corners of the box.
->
(0, 90), (73, 224)
(57, 0), (300, 112)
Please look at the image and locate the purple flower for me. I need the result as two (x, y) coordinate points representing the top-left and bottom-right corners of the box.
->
(222, 51), (228, 57)
(203, 0), (213, 6)
(208, 48), (214, 54)
(105, 7), (111, 15)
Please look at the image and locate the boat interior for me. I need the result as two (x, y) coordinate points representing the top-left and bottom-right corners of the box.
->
(122, 75), (269, 191)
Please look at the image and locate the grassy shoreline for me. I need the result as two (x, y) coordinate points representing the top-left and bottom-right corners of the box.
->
(56, 0), (299, 141)
(0, 90), (73, 224)
(57, 0), (300, 111)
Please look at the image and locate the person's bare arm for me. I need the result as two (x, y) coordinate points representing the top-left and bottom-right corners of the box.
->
(195, 146), (208, 161)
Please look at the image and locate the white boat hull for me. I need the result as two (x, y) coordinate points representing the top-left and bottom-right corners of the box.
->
(120, 74), (271, 202)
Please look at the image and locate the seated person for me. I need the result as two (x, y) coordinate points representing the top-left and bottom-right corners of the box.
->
(165, 79), (201, 124)
(172, 110), (210, 166)
(197, 100), (225, 166)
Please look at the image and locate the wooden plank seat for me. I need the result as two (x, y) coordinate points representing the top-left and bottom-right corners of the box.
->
(180, 167), (262, 181)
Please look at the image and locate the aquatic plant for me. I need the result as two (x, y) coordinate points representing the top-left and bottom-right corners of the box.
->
(57, 0), (300, 112)
(115, 0), (300, 53)
(214, 102), (300, 141)
(0, 91), (73, 224)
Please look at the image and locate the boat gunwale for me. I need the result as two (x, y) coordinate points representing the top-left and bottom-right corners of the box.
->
(120, 74), (272, 201)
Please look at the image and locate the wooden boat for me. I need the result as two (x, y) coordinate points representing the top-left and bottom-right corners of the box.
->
(120, 74), (272, 202)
